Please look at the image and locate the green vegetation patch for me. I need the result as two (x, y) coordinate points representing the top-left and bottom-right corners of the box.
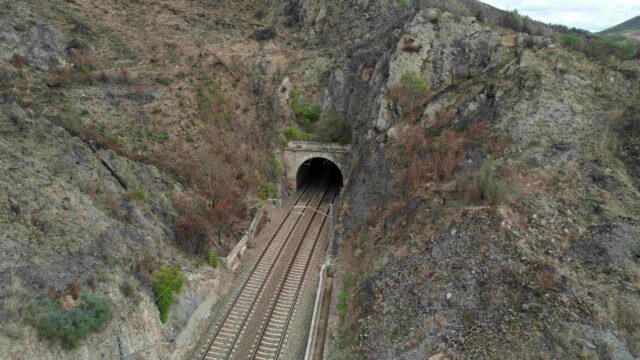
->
(258, 182), (277, 200)
(205, 249), (218, 268)
(282, 125), (310, 143)
(389, 71), (431, 120)
(336, 276), (350, 320)
(26, 291), (112, 348)
(151, 266), (184, 323)
(475, 157), (503, 204)
(130, 184), (146, 201)
(282, 88), (351, 144)
(315, 114), (351, 144)
(399, 0), (411, 8)
(290, 87), (320, 132)
(557, 31), (639, 61)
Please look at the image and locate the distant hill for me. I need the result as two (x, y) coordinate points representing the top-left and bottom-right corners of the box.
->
(599, 15), (640, 41)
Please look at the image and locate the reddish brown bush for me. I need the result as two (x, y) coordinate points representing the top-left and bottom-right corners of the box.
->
(175, 214), (211, 254)
(402, 39), (423, 52)
(49, 65), (74, 86)
(10, 54), (26, 68)
(172, 191), (217, 254)
(431, 130), (464, 181)
(535, 266), (556, 291)
(398, 127), (430, 192)
(431, 107), (456, 130)
(119, 67), (130, 84)
(136, 248), (156, 280)
(46, 279), (82, 300)
(395, 121), (500, 195)
(79, 178), (99, 201)
(106, 193), (129, 220)
(69, 49), (95, 70)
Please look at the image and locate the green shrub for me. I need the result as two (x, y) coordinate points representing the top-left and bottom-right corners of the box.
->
(156, 77), (172, 86)
(205, 249), (218, 268)
(120, 281), (137, 298)
(314, 114), (351, 144)
(290, 88), (320, 132)
(560, 33), (582, 48)
(156, 132), (169, 143)
(130, 184), (146, 201)
(26, 291), (112, 348)
(558, 31), (639, 61)
(336, 276), (350, 320)
(270, 153), (282, 178)
(503, 10), (524, 33)
(97, 126), (120, 146)
(475, 157), (502, 203)
(151, 266), (184, 323)
(258, 182), (276, 200)
(282, 125), (309, 142)
(500, 9), (541, 35)
(389, 71), (431, 119)
(399, 0), (410, 8)
(615, 42), (637, 60)
(254, 8), (266, 20)
(218, 112), (231, 125)
(399, 71), (427, 93)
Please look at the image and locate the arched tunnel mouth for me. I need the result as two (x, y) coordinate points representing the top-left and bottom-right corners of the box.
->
(296, 157), (343, 192)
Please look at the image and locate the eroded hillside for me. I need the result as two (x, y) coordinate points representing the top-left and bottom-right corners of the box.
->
(0, 0), (311, 357)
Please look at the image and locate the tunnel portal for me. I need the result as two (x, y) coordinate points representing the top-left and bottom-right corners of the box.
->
(296, 157), (343, 191)
(283, 141), (350, 191)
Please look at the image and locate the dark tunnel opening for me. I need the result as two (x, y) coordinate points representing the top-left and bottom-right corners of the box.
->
(296, 157), (343, 192)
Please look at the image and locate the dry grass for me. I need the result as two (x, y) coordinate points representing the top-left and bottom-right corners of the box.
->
(2, 278), (26, 321)
(616, 298), (640, 332)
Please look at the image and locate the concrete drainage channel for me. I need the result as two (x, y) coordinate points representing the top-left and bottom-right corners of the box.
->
(304, 260), (333, 360)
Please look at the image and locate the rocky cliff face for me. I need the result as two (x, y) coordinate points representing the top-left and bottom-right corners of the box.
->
(282, 1), (640, 359)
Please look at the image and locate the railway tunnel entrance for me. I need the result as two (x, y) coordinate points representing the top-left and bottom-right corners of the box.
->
(296, 157), (343, 191)
(283, 141), (350, 191)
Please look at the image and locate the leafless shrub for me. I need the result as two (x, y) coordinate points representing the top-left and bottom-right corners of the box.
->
(10, 54), (26, 68)
(49, 65), (74, 86)
(119, 67), (130, 84)
(401, 39), (422, 52)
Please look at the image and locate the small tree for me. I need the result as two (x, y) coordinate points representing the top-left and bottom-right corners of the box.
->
(151, 266), (184, 323)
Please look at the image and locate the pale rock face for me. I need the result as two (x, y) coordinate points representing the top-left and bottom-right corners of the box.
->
(277, 76), (292, 110)
(372, 10), (501, 135)
(0, 1), (65, 70)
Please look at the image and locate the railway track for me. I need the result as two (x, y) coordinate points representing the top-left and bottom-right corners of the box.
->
(199, 178), (338, 360)
(250, 185), (338, 360)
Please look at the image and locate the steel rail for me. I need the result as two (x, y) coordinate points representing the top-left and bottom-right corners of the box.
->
(250, 185), (339, 360)
(199, 181), (319, 360)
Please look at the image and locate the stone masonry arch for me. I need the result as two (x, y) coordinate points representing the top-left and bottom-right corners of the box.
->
(283, 141), (350, 190)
